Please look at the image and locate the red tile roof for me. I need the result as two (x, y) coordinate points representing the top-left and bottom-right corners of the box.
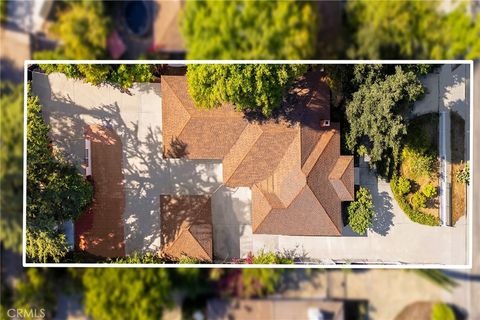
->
(162, 71), (354, 236)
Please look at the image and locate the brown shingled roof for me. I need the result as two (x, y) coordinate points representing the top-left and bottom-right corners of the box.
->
(161, 70), (354, 236)
(160, 195), (213, 261)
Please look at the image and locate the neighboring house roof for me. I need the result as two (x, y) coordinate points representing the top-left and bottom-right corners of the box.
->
(160, 195), (213, 261)
(161, 71), (354, 236)
(207, 298), (344, 320)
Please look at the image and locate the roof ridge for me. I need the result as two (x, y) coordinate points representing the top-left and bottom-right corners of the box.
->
(185, 228), (211, 260)
(223, 124), (263, 185)
(251, 184), (273, 233)
(163, 77), (192, 140)
(305, 185), (342, 235)
(301, 130), (335, 175)
(328, 156), (354, 201)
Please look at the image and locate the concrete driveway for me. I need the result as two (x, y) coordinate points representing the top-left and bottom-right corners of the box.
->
(31, 72), (252, 259)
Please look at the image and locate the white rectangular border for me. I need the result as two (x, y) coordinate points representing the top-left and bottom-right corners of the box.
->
(22, 59), (474, 269)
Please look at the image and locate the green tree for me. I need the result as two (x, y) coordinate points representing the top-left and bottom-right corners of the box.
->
(27, 94), (93, 223)
(45, 1), (110, 59)
(26, 228), (69, 263)
(181, 0), (318, 60)
(26, 92), (93, 262)
(423, 183), (437, 199)
(411, 191), (427, 210)
(431, 302), (456, 320)
(346, 65), (424, 177)
(347, 187), (375, 235)
(397, 177), (412, 196)
(187, 64), (306, 116)
(13, 269), (57, 320)
(82, 269), (174, 320)
(346, 1), (479, 59)
(0, 83), (24, 252)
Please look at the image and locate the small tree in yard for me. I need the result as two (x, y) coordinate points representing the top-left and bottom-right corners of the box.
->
(397, 177), (411, 195)
(348, 187), (375, 235)
(423, 183), (437, 198)
(411, 191), (427, 210)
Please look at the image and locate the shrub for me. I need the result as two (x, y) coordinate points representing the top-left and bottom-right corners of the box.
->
(411, 191), (427, 209)
(39, 64), (153, 89)
(423, 183), (437, 198)
(347, 187), (375, 235)
(456, 162), (470, 185)
(390, 177), (440, 226)
(357, 144), (368, 157)
(251, 251), (294, 264)
(397, 177), (411, 195)
(432, 303), (455, 320)
(402, 146), (436, 179)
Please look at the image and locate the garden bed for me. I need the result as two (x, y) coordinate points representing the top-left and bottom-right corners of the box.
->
(451, 112), (466, 224)
(397, 113), (440, 222)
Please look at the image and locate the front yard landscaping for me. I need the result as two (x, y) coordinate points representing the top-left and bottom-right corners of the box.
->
(391, 113), (440, 226)
(451, 112), (466, 225)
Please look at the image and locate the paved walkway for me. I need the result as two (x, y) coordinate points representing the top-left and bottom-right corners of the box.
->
(32, 72), (252, 259)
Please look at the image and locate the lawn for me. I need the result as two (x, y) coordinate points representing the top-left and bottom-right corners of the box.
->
(451, 112), (466, 225)
(399, 113), (439, 220)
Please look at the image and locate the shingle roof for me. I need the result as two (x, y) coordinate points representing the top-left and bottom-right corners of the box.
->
(161, 71), (354, 236)
(160, 195), (213, 261)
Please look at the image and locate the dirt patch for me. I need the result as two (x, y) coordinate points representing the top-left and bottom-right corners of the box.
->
(75, 125), (125, 258)
(451, 112), (466, 224)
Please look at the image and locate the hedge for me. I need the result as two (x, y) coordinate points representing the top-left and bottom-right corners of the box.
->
(390, 176), (440, 226)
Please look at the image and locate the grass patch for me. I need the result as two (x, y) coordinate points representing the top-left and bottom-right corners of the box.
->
(451, 112), (466, 224)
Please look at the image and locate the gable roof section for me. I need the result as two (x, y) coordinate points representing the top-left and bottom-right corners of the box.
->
(162, 76), (247, 160)
(160, 195), (213, 261)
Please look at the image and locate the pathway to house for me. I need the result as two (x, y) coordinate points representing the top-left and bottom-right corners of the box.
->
(32, 72), (252, 260)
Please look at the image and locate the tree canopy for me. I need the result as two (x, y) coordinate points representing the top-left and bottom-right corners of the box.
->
(0, 83), (24, 253)
(187, 64), (306, 116)
(346, 1), (480, 59)
(181, 0), (318, 59)
(34, 1), (110, 60)
(82, 269), (173, 320)
(345, 65), (425, 177)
